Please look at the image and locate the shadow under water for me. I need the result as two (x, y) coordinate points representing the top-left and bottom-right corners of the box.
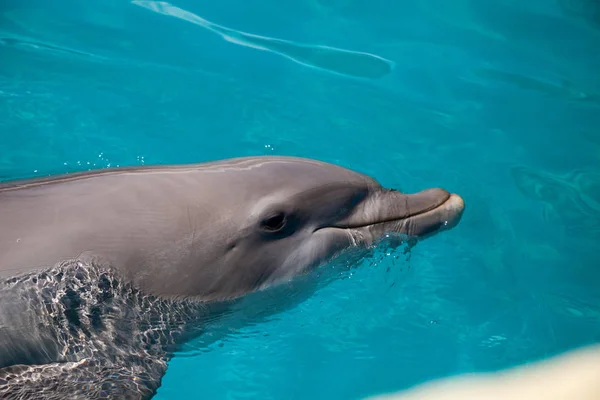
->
(511, 165), (600, 239)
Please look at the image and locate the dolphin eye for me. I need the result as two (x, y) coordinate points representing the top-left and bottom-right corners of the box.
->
(260, 212), (287, 233)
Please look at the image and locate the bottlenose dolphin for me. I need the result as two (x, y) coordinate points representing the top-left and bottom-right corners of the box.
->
(0, 156), (465, 399)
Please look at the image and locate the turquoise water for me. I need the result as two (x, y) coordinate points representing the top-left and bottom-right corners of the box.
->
(1, 0), (600, 398)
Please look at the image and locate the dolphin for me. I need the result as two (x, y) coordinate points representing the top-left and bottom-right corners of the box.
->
(0, 156), (464, 399)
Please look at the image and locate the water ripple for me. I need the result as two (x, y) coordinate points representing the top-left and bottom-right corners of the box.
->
(131, 0), (395, 80)
(0, 36), (105, 60)
(469, 67), (600, 107)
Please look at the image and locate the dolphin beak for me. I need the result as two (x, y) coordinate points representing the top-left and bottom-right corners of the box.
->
(334, 188), (465, 238)
(399, 190), (465, 237)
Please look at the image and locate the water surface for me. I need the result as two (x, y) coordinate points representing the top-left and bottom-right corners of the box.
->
(1, 0), (599, 399)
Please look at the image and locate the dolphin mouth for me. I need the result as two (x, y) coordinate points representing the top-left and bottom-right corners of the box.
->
(399, 193), (465, 235)
(324, 188), (465, 237)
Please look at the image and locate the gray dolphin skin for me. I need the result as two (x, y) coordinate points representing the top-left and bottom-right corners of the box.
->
(0, 156), (465, 399)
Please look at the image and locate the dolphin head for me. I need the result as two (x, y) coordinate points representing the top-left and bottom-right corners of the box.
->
(198, 156), (465, 300)
(0, 156), (464, 303)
